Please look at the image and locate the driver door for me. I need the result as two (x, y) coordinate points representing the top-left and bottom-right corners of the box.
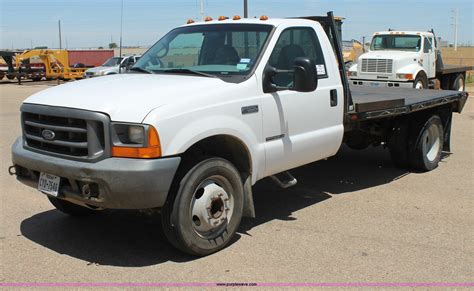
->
(261, 26), (344, 176)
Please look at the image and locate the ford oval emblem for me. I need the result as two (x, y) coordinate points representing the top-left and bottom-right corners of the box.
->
(41, 129), (56, 141)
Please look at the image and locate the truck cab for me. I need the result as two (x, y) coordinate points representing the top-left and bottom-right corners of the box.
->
(349, 31), (437, 89)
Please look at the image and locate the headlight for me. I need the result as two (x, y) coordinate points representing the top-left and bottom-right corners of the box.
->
(111, 123), (161, 158)
(348, 71), (357, 77)
(99, 71), (106, 76)
(396, 73), (413, 80)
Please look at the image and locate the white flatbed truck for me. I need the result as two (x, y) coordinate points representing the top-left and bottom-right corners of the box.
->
(10, 12), (468, 255)
(348, 30), (472, 91)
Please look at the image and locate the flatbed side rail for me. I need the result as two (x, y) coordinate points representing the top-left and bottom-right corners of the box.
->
(350, 92), (468, 121)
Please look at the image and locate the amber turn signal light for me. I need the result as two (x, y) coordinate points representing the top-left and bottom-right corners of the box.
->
(112, 126), (162, 159)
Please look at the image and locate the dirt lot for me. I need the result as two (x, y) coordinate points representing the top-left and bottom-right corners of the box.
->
(0, 81), (473, 284)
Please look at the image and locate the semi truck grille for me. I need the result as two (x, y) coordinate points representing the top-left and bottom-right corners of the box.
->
(361, 58), (393, 73)
(21, 104), (110, 161)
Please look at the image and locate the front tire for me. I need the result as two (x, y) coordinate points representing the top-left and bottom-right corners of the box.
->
(413, 73), (427, 89)
(161, 157), (244, 256)
(48, 196), (96, 216)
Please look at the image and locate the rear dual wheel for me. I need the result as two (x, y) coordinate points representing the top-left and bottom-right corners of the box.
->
(389, 116), (444, 171)
(162, 158), (244, 256)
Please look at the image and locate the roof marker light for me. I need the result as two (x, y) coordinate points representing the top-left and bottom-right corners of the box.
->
(233, 15), (241, 20)
(218, 16), (227, 21)
(260, 15), (269, 20)
(204, 16), (213, 22)
(187, 19), (195, 24)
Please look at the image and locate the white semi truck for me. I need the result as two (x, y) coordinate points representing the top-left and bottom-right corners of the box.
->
(10, 13), (468, 256)
(348, 30), (472, 91)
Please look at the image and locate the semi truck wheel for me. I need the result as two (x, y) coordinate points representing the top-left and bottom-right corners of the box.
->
(452, 74), (465, 92)
(47, 196), (96, 216)
(410, 116), (444, 171)
(161, 157), (244, 256)
(413, 74), (427, 89)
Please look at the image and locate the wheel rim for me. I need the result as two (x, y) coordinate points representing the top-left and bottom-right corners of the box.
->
(415, 80), (424, 89)
(457, 78), (464, 92)
(423, 124), (441, 162)
(190, 175), (234, 239)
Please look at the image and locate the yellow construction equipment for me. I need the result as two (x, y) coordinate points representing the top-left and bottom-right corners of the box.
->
(15, 49), (86, 80)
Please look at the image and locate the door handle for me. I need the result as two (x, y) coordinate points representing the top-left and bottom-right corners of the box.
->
(330, 89), (337, 107)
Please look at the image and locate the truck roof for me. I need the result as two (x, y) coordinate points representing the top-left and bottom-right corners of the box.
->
(181, 17), (317, 28)
(374, 31), (434, 37)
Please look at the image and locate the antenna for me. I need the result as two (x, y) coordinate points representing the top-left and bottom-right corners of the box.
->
(119, 0), (124, 73)
(451, 9), (459, 51)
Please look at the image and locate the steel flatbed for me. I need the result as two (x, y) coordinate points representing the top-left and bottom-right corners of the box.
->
(349, 86), (469, 121)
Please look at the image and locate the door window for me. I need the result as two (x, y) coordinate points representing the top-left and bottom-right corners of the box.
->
(269, 27), (327, 87)
(423, 37), (433, 53)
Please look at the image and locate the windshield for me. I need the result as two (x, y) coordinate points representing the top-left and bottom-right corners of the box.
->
(102, 57), (123, 67)
(133, 24), (273, 78)
(370, 35), (422, 52)
(342, 41), (353, 50)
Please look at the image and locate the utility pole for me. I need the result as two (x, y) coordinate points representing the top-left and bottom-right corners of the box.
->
(58, 20), (62, 50)
(451, 9), (458, 51)
(119, 0), (124, 73)
(200, 0), (205, 20)
(243, 0), (248, 18)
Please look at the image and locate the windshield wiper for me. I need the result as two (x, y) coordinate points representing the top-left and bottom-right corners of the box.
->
(162, 68), (217, 78)
(129, 67), (153, 74)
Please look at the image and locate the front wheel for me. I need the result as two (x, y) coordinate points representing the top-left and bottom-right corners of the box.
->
(413, 74), (427, 89)
(161, 157), (244, 256)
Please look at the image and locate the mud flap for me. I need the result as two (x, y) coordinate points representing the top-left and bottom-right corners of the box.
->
(443, 112), (452, 152)
(242, 174), (255, 218)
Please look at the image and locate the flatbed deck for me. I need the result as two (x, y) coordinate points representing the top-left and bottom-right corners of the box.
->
(437, 64), (474, 75)
(350, 85), (468, 120)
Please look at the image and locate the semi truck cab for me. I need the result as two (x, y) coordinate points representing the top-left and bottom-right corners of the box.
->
(348, 31), (470, 91)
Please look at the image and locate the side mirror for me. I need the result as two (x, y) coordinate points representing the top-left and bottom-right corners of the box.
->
(293, 57), (318, 92)
(262, 57), (318, 94)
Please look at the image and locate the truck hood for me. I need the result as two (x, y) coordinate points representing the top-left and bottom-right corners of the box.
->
(24, 74), (230, 123)
(360, 50), (419, 61)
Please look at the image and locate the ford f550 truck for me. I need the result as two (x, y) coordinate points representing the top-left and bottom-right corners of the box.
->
(348, 30), (472, 90)
(10, 13), (468, 256)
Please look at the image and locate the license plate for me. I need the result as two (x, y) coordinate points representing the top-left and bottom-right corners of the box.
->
(369, 82), (380, 87)
(38, 172), (61, 197)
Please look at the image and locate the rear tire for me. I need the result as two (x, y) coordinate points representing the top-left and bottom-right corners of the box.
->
(410, 116), (444, 171)
(161, 157), (244, 256)
(48, 196), (95, 216)
(452, 74), (465, 92)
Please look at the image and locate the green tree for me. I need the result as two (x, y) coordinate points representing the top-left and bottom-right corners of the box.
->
(108, 42), (118, 49)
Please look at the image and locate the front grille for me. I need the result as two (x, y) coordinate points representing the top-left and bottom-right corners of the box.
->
(21, 104), (110, 161)
(86, 72), (94, 76)
(361, 58), (393, 73)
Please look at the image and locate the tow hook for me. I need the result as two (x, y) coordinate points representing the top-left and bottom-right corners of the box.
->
(8, 165), (17, 176)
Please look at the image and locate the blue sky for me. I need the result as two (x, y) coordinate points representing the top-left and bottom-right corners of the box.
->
(1, 0), (473, 49)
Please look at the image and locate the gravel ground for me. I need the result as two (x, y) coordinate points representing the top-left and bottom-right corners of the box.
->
(1, 80), (473, 285)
